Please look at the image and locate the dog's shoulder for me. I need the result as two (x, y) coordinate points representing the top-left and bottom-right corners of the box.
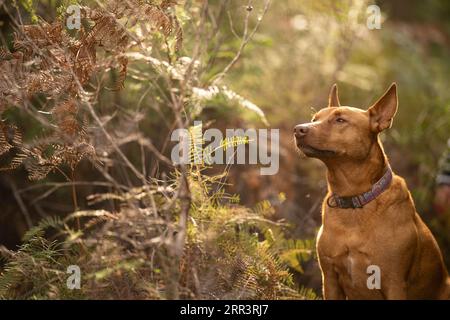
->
(385, 173), (415, 206)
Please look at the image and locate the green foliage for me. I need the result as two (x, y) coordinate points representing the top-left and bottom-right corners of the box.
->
(0, 236), (82, 299)
(22, 216), (64, 242)
(18, 0), (38, 23)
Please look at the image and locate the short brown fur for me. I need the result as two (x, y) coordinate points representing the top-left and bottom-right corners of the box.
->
(294, 83), (449, 300)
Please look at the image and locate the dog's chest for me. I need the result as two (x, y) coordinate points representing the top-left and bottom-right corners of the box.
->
(320, 226), (371, 273)
(318, 212), (383, 296)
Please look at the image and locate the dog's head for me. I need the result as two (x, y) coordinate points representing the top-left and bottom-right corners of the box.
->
(294, 83), (398, 161)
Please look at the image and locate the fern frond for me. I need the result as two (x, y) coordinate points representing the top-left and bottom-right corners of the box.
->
(22, 216), (64, 242)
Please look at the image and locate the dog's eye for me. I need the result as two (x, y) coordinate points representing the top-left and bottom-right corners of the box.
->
(335, 118), (346, 123)
(311, 118), (316, 122)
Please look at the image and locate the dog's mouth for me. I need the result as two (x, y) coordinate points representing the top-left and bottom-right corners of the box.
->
(296, 141), (336, 157)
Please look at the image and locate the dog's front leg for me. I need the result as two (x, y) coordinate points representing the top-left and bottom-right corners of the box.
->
(382, 280), (407, 300)
(379, 223), (417, 300)
(319, 258), (346, 300)
(379, 252), (412, 300)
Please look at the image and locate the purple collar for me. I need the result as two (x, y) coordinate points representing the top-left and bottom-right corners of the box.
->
(327, 166), (393, 209)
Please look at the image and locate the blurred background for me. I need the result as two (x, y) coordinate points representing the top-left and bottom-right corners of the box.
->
(219, 0), (450, 290)
(0, 0), (449, 298)
(178, 0), (450, 291)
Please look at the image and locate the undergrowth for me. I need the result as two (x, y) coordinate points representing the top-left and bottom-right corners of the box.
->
(0, 168), (317, 299)
(0, 0), (318, 300)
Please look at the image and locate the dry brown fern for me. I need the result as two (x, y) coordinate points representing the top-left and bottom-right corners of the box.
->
(0, 0), (183, 181)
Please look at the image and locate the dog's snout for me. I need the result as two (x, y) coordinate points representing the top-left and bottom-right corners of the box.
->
(294, 124), (309, 137)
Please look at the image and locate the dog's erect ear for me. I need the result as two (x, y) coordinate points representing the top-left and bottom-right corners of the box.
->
(328, 84), (341, 108)
(368, 83), (398, 132)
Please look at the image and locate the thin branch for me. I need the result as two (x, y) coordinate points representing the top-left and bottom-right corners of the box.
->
(8, 178), (33, 229)
(210, 0), (271, 86)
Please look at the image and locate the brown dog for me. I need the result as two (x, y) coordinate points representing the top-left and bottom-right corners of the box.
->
(294, 83), (449, 299)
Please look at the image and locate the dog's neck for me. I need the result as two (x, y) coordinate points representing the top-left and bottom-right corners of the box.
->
(324, 139), (388, 197)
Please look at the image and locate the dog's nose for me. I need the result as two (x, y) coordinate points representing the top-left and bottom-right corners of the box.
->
(294, 124), (309, 137)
